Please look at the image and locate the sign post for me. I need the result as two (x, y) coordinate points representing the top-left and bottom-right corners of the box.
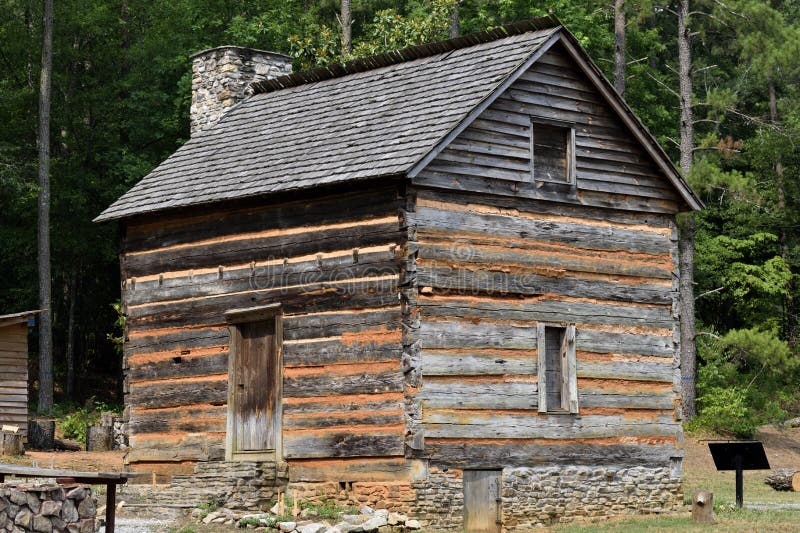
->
(707, 441), (770, 509)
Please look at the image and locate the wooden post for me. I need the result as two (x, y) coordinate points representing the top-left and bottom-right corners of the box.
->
(106, 482), (116, 533)
(691, 490), (714, 523)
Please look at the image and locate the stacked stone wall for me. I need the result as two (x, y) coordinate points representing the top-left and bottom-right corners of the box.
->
(167, 460), (288, 511)
(501, 466), (683, 530)
(288, 481), (417, 514)
(409, 467), (464, 531)
(0, 484), (95, 533)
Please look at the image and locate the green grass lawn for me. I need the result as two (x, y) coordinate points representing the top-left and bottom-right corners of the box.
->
(554, 508), (800, 532)
(683, 467), (800, 506)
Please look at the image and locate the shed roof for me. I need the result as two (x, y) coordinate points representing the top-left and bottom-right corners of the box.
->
(0, 310), (42, 329)
(96, 18), (700, 222)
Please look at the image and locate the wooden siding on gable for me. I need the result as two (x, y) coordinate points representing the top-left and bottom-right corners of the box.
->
(413, 45), (681, 214)
(121, 186), (406, 470)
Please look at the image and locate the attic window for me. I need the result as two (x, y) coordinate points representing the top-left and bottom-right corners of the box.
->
(537, 323), (578, 414)
(531, 121), (575, 185)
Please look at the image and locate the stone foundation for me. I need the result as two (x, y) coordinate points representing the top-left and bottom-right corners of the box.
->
(501, 466), (682, 530)
(410, 467), (463, 530)
(288, 481), (417, 515)
(168, 460), (288, 511)
(0, 484), (95, 533)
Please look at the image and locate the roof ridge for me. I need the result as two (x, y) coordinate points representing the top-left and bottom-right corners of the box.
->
(251, 16), (561, 95)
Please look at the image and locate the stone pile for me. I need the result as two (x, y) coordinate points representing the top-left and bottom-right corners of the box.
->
(194, 504), (422, 532)
(0, 484), (95, 533)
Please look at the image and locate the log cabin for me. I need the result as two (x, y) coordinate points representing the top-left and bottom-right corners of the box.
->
(97, 17), (702, 530)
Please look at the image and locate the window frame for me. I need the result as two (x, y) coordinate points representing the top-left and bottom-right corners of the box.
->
(530, 118), (577, 186)
(537, 322), (578, 414)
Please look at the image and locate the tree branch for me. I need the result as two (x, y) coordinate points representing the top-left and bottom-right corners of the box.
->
(695, 286), (725, 300)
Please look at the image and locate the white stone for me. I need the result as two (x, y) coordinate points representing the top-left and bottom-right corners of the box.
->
(359, 505), (374, 515)
(361, 515), (387, 531)
(405, 519), (421, 529)
(387, 513), (406, 525)
(373, 510), (389, 519)
(334, 523), (363, 533)
(298, 522), (328, 533)
(202, 511), (220, 524)
(278, 522), (297, 532)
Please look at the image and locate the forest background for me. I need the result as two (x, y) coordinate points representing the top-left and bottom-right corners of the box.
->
(0, 0), (798, 436)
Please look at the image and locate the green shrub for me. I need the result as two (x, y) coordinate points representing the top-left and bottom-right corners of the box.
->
(54, 399), (122, 444)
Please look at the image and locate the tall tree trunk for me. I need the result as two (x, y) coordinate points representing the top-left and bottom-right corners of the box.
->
(65, 272), (77, 400)
(450, 1), (461, 39)
(341, 0), (352, 56)
(613, 0), (626, 95)
(37, 0), (54, 415)
(677, 0), (696, 420)
(769, 79), (795, 347)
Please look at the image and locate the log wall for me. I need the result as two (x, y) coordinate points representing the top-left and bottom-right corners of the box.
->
(121, 185), (406, 477)
(0, 323), (28, 437)
(407, 44), (685, 469)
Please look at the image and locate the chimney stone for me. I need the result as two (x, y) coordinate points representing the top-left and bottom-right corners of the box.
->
(190, 46), (292, 135)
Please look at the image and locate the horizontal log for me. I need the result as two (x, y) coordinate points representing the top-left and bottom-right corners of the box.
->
(421, 351), (535, 376)
(126, 327), (229, 356)
(284, 368), (403, 398)
(284, 429), (404, 459)
(415, 241), (672, 280)
(125, 221), (402, 278)
(125, 247), (399, 307)
(423, 411), (680, 439)
(125, 186), (401, 252)
(409, 205), (669, 255)
(283, 339), (402, 367)
(283, 394), (404, 416)
(283, 409), (403, 430)
(416, 267), (673, 305)
(420, 381), (539, 410)
(288, 458), (426, 482)
(128, 377), (227, 410)
(418, 297), (673, 329)
(424, 442), (682, 469)
(129, 352), (228, 381)
(283, 308), (401, 341)
(578, 360), (674, 382)
(417, 320), (537, 350)
(128, 405), (226, 434)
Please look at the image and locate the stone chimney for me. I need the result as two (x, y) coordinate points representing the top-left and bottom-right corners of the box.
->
(190, 46), (293, 135)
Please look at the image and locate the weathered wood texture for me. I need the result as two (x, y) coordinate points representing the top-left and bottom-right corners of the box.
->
(409, 131), (682, 467)
(122, 186), (406, 468)
(413, 45), (682, 215)
(0, 324), (29, 437)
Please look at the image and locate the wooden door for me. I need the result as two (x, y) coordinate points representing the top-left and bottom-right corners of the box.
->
(232, 319), (279, 453)
(463, 470), (501, 533)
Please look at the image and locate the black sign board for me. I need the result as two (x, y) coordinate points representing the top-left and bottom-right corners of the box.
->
(707, 441), (770, 508)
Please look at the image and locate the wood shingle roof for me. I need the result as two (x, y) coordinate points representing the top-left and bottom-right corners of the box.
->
(96, 24), (559, 221)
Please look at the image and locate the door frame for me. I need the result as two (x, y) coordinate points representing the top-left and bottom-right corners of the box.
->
(224, 303), (283, 461)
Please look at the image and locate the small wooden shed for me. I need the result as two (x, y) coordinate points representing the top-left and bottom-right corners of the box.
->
(0, 311), (38, 437)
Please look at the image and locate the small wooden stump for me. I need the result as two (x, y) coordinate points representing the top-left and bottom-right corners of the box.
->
(692, 490), (714, 524)
(86, 425), (113, 452)
(28, 418), (55, 451)
(0, 431), (23, 456)
(765, 468), (800, 492)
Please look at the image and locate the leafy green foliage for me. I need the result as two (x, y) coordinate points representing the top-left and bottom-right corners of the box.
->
(52, 398), (122, 444)
(689, 328), (799, 436)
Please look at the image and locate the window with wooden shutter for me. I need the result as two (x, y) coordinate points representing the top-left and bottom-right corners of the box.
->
(531, 120), (576, 185)
(537, 323), (578, 414)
